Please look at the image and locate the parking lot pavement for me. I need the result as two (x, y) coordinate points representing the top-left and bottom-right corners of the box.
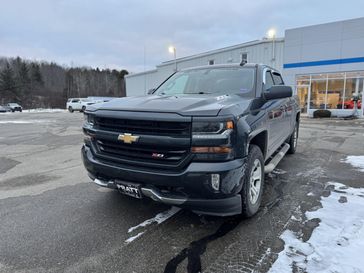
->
(0, 112), (363, 273)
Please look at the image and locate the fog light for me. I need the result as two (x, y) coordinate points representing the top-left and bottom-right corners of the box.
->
(211, 174), (220, 191)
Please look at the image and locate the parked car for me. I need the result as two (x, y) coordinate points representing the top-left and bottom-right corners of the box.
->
(82, 63), (300, 217)
(66, 98), (96, 113)
(6, 103), (22, 112)
(0, 105), (11, 113)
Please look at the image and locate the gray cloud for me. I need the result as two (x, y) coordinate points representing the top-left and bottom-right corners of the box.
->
(1, 0), (363, 72)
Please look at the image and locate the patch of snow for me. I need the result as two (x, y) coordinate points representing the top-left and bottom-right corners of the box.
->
(342, 155), (364, 172)
(24, 108), (66, 113)
(128, 206), (181, 233)
(256, 247), (271, 267)
(307, 192), (314, 196)
(269, 182), (364, 273)
(0, 120), (51, 124)
(124, 232), (144, 245)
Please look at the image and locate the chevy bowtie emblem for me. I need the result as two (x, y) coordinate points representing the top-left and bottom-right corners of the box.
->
(118, 133), (140, 144)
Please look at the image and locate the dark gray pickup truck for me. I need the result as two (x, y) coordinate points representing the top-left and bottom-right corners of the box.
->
(82, 63), (300, 217)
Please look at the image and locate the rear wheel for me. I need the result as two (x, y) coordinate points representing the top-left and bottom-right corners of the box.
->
(241, 145), (264, 217)
(68, 106), (74, 113)
(287, 122), (299, 154)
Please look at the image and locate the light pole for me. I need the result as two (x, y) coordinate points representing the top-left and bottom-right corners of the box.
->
(169, 46), (177, 72)
(267, 28), (276, 61)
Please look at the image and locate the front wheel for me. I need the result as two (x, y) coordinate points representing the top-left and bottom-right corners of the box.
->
(81, 106), (86, 112)
(240, 144), (265, 217)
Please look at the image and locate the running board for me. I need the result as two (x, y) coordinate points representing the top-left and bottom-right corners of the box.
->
(264, 143), (290, 174)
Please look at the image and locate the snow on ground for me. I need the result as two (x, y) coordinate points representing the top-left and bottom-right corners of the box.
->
(269, 182), (364, 273)
(128, 206), (181, 233)
(0, 120), (52, 124)
(23, 108), (66, 113)
(125, 232), (145, 245)
(343, 155), (364, 172)
(124, 207), (181, 244)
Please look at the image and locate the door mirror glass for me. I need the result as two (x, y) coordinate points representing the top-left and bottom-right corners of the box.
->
(264, 85), (292, 100)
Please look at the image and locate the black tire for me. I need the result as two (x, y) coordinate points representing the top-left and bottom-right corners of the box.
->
(81, 106), (86, 112)
(241, 144), (265, 218)
(68, 106), (74, 113)
(287, 122), (299, 154)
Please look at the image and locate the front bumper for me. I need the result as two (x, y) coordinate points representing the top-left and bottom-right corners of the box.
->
(82, 145), (247, 216)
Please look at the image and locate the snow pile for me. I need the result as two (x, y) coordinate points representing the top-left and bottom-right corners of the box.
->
(343, 156), (364, 172)
(269, 182), (364, 273)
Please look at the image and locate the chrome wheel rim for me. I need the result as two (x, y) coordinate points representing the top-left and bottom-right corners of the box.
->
(249, 159), (262, 205)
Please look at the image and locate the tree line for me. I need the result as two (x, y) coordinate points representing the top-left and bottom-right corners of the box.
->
(0, 57), (129, 108)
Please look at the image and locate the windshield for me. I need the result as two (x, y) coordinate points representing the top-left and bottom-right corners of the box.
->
(156, 67), (255, 96)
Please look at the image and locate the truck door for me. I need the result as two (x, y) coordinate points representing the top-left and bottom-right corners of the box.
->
(264, 70), (286, 157)
(272, 71), (293, 137)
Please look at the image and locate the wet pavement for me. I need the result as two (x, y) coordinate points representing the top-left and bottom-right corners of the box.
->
(0, 111), (363, 273)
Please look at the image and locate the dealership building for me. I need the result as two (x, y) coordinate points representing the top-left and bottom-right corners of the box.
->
(126, 17), (364, 117)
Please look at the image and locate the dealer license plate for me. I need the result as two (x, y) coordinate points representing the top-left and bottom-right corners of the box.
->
(115, 181), (142, 199)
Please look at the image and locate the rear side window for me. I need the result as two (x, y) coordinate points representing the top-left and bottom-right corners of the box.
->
(272, 72), (284, 85)
(72, 99), (79, 103)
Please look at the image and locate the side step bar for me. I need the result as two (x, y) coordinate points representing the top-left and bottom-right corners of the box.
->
(264, 143), (290, 174)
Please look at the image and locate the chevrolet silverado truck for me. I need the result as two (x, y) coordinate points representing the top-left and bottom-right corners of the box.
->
(82, 63), (300, 217)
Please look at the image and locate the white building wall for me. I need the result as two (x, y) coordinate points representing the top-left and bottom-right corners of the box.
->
(283, 17), (364, 86)
(126, 39), (284, 96)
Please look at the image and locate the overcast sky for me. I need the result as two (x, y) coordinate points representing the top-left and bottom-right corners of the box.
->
(1, 0), (364, 72)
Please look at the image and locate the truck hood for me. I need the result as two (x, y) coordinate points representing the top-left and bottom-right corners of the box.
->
(91, 94), (252, 116)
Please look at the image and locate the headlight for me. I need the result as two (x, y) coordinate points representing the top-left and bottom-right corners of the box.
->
(191, 120), (234, 160)
(192, 120), (233, 134)
(84, 113), (95, 126)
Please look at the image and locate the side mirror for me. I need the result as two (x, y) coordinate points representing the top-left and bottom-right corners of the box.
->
(264, 85), (292, 100)
(147, 88), (156, 95)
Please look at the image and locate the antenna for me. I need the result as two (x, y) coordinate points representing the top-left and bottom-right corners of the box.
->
(240, 60), (247, 66)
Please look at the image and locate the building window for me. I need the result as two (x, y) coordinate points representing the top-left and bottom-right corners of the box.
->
(326, 78), (344, 109)
(296, 71), (364, 113)
(241, 53), (248, 63)
(208, 60), (214, 65)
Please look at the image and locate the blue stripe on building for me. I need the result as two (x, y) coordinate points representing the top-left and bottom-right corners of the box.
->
(283, 57), (364, 69)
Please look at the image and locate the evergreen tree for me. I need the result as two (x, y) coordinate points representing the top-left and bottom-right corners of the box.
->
(30, 63), (43, 85)
(0, 62), (16, 94)
(17, 61), (31, 96)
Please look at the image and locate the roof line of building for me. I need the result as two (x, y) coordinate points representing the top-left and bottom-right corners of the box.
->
(159, 38), (284, 66)
(126, 38), (284, 78)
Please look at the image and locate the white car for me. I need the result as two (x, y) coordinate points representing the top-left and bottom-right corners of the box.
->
(66, 98), (95, 113)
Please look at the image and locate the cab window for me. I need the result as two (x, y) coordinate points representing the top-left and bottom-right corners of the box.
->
(265, 71), (274, 90)
(272, 72), (284, 85)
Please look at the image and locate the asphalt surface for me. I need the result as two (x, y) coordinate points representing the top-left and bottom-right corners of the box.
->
(0, 111), (363, 273)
